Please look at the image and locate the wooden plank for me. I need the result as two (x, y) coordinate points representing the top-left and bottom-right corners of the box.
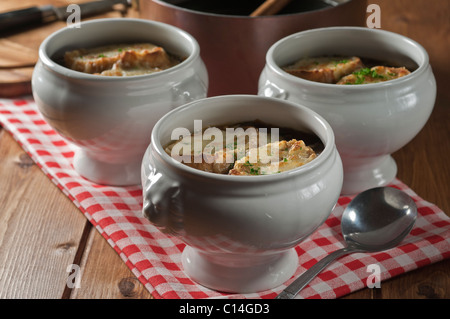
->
(69, 225), (154, 299)
(0, 130), (88, 298)
(393, 99), (450, 214)
(342, 287), (378, 299)
(379, 260), (450, 299)
(0, 39), (38, 68)
(0, 67), (33, 98)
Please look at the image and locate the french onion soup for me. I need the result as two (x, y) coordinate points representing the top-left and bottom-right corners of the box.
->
(283, 56), (412, 84)
(164, 121), (323, 175)
(63, 43), (182, 76)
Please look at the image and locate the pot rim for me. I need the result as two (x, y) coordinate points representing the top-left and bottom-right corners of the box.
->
(37, 17), (201, 82)
(150, 94), (337, 183)
(150, 0), (354, 19)
(149, 0), (356, 20)
(265, 26), (430, 90)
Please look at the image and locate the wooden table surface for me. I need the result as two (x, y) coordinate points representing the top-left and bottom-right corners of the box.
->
(0, 0), (448, 299)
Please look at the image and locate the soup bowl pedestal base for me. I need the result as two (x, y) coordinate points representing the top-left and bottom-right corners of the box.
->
(181, 246), (298, 293)
(73, 149), (142, 186)
(341, 155), (397, 195)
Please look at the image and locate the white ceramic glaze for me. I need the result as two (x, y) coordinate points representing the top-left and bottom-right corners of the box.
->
(141, 95), (343, 293)
(32, 18), (208, 186)
(259, 27), (436, 195)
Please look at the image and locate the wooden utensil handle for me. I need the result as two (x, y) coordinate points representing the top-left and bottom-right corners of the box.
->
(250, 0), (293, 17)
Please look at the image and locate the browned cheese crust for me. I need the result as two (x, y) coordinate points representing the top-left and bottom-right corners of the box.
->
(283, 56), (364, 84)
(229, 139), (316, 176)
(64, 43), (180, 76)
(165, 126), (318, 176)
(336, 66), (411, 85)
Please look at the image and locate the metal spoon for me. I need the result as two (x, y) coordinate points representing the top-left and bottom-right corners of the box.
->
(276, 186), (417, 299)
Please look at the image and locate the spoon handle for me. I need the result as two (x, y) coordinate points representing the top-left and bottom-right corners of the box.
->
(275, 247), (355, 299)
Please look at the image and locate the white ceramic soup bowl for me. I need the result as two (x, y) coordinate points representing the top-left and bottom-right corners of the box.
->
(32, 18), (208, 186)
(141, 95), (343, 293)
(259, 27), (436, 195)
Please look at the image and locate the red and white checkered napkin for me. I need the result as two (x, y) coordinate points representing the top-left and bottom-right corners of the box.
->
(1, 97), (449, 299)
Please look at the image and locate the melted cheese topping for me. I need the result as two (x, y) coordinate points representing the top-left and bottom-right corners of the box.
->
(283, 55), (411, 84)
(229, 139), (316, 176)
(283, 56), (364, 83)
(64, 43), (181, 76)
(336, 66), (411, 84)
(165, 123), (319, 175)
(165, 127), (277, 174)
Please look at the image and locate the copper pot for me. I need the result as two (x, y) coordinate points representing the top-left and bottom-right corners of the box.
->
(139, 0), (367, 96)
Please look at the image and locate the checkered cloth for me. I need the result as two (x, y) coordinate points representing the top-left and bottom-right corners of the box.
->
(1, 97), (449, 299)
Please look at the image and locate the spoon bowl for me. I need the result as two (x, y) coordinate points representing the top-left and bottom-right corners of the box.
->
(276, 186), (417, 299)
(342, 187), (417, 251)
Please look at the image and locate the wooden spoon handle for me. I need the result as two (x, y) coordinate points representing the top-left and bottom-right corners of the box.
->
(250, 0), (293, 16)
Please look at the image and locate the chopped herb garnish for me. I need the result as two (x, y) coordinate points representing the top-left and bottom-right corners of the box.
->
(352, 68), (386, 84)
(97, 54), (106, 58)
(370, 69), (385, 79)
(283, 158), (288, 162)
(352, 68), (370, 84)
(354, 68), (370, 76)
(334, 59), (349, 66)
(250, 167), (260, 175)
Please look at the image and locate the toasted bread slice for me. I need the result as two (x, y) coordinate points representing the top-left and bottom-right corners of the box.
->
(336, 66), (411, 85)
(283, 56), (364, 83)
(229, 139), (316, 176)
(64, 43), (179, 76)
(165, 126), (277, 175)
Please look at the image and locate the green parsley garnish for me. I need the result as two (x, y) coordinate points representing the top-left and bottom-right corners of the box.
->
(351, 68), (386, 84)
(334, 59), (349, 66)
(97, 54), (106, 58)
(370, 69), (386, 79)
(352, 68), (370, 84)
